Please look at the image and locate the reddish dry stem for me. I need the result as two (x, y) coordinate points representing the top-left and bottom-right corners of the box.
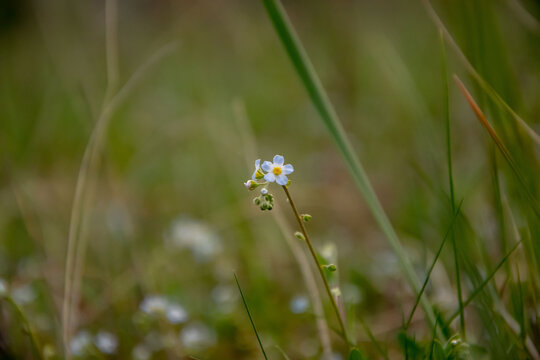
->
(454, 75), (499, 142)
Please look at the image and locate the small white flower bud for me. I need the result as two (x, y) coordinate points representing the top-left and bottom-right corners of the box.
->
(294, 231), (305, 241)
(260, 188), (268, 195)
(244, 180), (259, 191)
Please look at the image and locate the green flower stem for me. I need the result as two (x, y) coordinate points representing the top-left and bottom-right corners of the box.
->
(282, 185), (350, 348)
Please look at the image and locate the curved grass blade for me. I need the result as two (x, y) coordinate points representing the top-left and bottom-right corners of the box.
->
(454, 75), (540, 218)
(234, 273), (269, 360)
(260, 0), (439, 334)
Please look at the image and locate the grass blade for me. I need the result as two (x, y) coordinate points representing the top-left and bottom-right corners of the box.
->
(454, 75), (540, 218)
(358, 317), (389, 360)
(446, 240), (522, 324)
(234, 273), (269, 360)
(404, 200), (463, 330)
(260, 0), (439, 333)
(441, 32), (465, 338)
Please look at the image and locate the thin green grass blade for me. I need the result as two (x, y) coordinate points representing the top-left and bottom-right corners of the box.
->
(516, 266), (526, 347)
(234, 273), (269, 360)
(260, 0), (438, 333)
(358, 317), (389, 360)
(446, 240), (522, 324)
(404, 200), (463, 329)
(428, 320), (439, 360)
(441, 32), (465, 338)
(491, 150), (509, 271)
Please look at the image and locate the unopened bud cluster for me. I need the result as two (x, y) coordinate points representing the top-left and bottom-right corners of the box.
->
(253, 192), (274, 211)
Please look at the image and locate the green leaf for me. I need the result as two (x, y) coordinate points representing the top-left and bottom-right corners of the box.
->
(348, 348), (366, 360)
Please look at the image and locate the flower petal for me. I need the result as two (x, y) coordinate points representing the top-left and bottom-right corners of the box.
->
(252, 159), (261, 180)
(282, 164), (294, 175)
(261, 161), (273, 172)
(264, 173), (276, 182)
(273, 155), (284, 166)
(276, 174), (288, 185)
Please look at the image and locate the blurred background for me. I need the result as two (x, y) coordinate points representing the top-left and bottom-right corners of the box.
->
(1, 0), (540, 359)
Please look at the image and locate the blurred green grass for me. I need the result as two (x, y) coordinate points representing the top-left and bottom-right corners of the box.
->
(1, 0), (540, 359)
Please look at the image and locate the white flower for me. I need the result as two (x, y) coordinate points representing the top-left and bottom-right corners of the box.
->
(167, 217), (222, 262)
(140, 295), (168, 315)
(166, 303), (188, 324)
(12, 284), (36, 305)
(70, 330), (92, 356)
(261, 155), (294, 186)
(95, 331), (118, 354)
(180, 323), (217, 350)
(290, 295), (309, 314)
(132, 344), (152, 360)
(140, 295), (189, 325)
(260, 188), (268, 195)
(0, 279), (7, 296)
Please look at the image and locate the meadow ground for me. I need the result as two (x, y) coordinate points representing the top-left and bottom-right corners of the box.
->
(2, 0), (540, 359)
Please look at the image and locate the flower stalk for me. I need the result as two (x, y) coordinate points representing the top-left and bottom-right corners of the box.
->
(281, 185), (351, 348)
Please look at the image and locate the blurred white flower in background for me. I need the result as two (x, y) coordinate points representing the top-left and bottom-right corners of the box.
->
(342, 283), (363, 305)
(140, 295), (189, 325)
(140, 295), (168, 316)
(371, 251), (399, 280)
(0, 279), (7, 296)
(180, 322), (217, 350)
(319, 243), (337, 264)
(106, 201), (134, 239)
(12, 283), (36, 305)
(95, 331), (118, 354)
(290, 295), (310, 314)
(211, 284), (237, 314)
(166, 216), (222, 262)
(166, 303), (188, 324)
(132, 343), (152, 360)
(70, 330), (92, 357)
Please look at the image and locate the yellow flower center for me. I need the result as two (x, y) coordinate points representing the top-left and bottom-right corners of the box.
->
(273, 166), (282, 175)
